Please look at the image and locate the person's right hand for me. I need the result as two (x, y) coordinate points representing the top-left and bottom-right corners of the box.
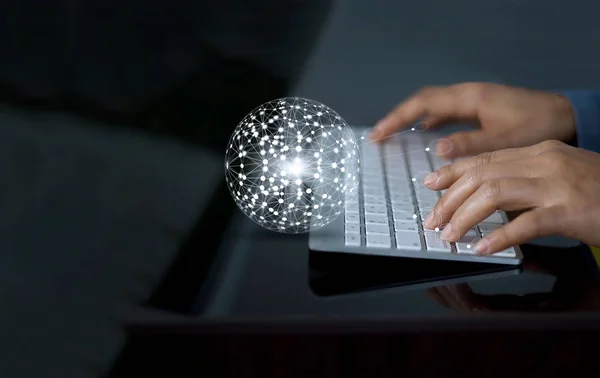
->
(369, 82), (577, 160)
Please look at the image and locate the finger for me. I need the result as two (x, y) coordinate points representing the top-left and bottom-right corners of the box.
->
(424, 161), (538, 229)
(370, 83), (481, 141)
(441, 130), (512, 159)
(441, 178), (547, 242)
(474, 206), (566, 255)
(423, 146), (539, 191)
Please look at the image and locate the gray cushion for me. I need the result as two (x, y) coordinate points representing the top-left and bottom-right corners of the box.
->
(0, 105), (221, 378)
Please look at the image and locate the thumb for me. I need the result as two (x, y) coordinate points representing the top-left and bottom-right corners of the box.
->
(440, 130), (508, 159)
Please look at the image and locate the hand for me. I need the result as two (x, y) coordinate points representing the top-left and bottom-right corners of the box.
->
(422, 140), (600, 255)
(370, 83), (576, 159)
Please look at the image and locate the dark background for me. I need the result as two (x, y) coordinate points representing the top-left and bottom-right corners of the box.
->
(2, 0), (600, 377)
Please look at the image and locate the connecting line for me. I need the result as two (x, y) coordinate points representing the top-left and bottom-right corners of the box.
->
(358, 148), (435, 164)
(355, 127), (430, 148)
(361, 172), (422, 182)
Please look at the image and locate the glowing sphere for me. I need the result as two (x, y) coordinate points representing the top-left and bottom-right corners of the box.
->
(225, 97), (360, 233)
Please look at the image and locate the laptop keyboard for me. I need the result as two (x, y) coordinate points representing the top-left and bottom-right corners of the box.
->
(343, 131), (517, 260)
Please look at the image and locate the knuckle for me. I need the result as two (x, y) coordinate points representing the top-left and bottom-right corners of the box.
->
(528, 212), (546, 236)
(467, 165), (486, 186)
(538, 139), (565, 152)
(466, 166), (482, 187)
(474, 152), (492, 166)
(541, 150), (570, 174)
(417, 86), (438, 97)
(480, 179), (501, 199)
(465, 82), (488, 100)
(455, 82), (488, 112)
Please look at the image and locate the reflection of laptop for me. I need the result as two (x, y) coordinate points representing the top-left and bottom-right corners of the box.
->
(309, 126), (524, 265)
(309, 249), (522, 297)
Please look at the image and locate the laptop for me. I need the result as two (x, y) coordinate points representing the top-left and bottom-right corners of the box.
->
(309, 125), (524, 265)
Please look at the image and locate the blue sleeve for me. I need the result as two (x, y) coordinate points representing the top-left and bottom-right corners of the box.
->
(560, 90), (600, 153)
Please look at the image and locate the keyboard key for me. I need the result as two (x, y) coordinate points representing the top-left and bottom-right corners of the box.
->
(391, 203), (415, 213)
(478, 223), (501, 234)
(364, 196), (387, 206)
(345, 199), (360, 213)
(493, 247), (517, 258)
(362, 170), (384, 178)
(483, 211), (505, 224)
(365, 213), (389, 226)
(362, 181), (385, 190)
(366, 223), (391, 236)
(395, 230), (423, 250)
(363, 188), (386, 197)
(345, 232), (361, 247)
(366, 234), (392, 248)
(391, 201), (414, 211)
(390, 178), (411, 187)
(345, 213), (360, 223)
(394, 220), (420, 232)
(389, 180), (412, 189)
(365, 204), (388, 215)
(389, 193), (413, 203)
(409, 162), (431, 172)
(424, 231), (452, 252)
(460, 229), (479, 239)
(390, 192), (413, 201)
(383, 145), (404, 155)
(416, 199), (438, 209)
(455, 232), (479, 254)
(345, 223), (361, 233)
(431, 159), (448, 170)
(416, 190), (439, 200)
(394, 213), (418, 222)
(345, 206), (360, 215)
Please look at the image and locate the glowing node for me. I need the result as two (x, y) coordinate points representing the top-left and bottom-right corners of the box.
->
(225, 97), (360, 233)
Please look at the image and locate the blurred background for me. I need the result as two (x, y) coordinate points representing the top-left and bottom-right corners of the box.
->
(1, 0), (600, 377)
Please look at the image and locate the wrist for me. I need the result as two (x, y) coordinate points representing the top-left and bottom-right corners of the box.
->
(558, 90), (600, 153)
(553, 93), (578, 143)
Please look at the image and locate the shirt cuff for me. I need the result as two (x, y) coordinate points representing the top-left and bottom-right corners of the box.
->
(560, 90), (600, 153)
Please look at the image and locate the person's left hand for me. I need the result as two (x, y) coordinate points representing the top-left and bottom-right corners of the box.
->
(422, 140), (600, 255)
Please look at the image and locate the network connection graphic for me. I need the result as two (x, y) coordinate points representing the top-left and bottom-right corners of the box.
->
(225, 97), (360, 233)
(224, 97), (508, 261)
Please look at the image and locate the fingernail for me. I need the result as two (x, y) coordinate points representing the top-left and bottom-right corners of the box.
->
(474, 239), (488, 255)
(436, 139), (454, 159)
(423, 172), (438, 187)
(440, 225), (453, 240)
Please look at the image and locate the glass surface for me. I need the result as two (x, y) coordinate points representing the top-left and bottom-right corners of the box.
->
(194, 214), (600, 317)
